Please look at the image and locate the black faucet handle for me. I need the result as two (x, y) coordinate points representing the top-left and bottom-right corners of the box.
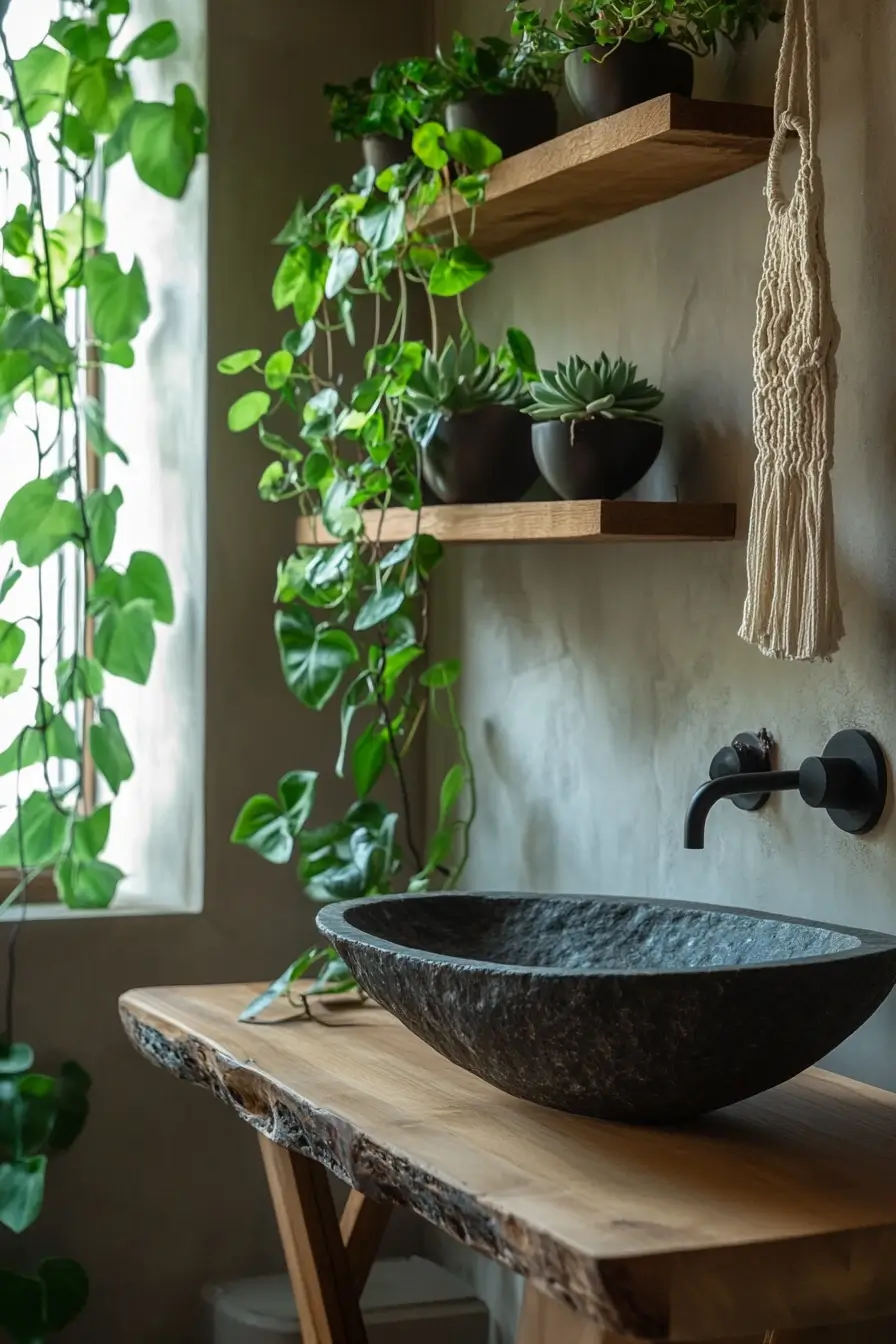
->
(798, 730), (888, 835)
(709, 731), (773, 813)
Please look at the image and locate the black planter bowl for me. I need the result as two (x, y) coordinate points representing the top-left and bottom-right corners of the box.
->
(423, 406), (539, 505)
(532, 416), (663, 501)
(362, 133), (413, 176)
(565, 41), (694, 123)
(445, 91), (558, 162)
(318, 893), (896, 1124)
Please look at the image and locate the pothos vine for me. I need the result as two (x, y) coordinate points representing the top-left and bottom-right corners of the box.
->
(225, 123), (534, 1019)
(0, 2), (205, 1337)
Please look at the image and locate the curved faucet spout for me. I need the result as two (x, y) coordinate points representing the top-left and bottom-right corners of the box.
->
(684, 771), (801, 850)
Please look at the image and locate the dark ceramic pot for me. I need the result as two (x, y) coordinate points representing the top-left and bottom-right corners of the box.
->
(565, 41), (694, 123)
(362, 133), (412, 175)
(423, 407), (538, 505)
(445, 91), (558, 161)
(532, 417), (663, 500)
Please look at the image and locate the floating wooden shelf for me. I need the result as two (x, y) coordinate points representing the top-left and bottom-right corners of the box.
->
(296, 500), (737, 547)
(424, 94), (773, 258)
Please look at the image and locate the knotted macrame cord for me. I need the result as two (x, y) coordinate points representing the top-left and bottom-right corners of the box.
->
(739, 0), (843, 661)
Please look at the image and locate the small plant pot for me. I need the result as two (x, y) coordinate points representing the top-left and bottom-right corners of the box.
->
(532, 417), (664, 500)
(564, 41), (694, 124)
(362, 133), (412, 175)
(422, 406), (539, 505)
(445, 91), (558, 161)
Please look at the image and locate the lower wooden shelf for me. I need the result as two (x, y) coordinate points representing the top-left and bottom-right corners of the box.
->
(296, 500), (737, 546)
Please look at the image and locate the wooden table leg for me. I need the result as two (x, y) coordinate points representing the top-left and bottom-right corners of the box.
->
(516, 1287), (896, 1344)
(259, 1136), (390, 1344)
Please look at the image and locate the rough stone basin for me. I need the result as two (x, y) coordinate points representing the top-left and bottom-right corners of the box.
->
(317, 893), (896, 1124)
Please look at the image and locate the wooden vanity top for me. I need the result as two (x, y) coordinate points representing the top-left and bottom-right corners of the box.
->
(120, 983), (896, 1340)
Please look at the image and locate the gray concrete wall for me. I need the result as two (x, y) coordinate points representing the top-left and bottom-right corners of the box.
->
(426, 1), (896, 1336)
(2, 2), (427, 1339)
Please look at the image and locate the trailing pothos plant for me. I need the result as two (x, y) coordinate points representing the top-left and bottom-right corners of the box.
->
(0, 2), (205, 1338)
(225, 119), (535, 1020)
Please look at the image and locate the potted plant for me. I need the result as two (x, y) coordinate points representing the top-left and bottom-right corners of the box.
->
(539, 0), (783, 124)
(403, 331), (538, 504)
(524, 354), (664, 499)
(324, 57), (441, 174)
(432, 30), (561, 161)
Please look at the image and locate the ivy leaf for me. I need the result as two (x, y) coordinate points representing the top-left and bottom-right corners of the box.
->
(0, 792), (68, 868)
(84, 253), (150, 345)
(84, 396), (128, 463)
(94, 598), (156, 684)
(507, 327), (538, 379)
(230, 795), (293, 865)
(272, 245), (328, 323)
(89, 708), (134, 794)
(0, 269), (38, 312)
(354, 584), (405, 632)
(0, 561), (21, 603)
(0, 666), (28, 699)
(239, 948), (332, 1022)
(68, 58), (133, 134)
(120, 20), (179, 62)
(61, 114), (96, 160)
(276, 609), (358, 710)
(278, 771), (318, 832)
(0, 1156), (47, 1233)
(50, 16), (112, 62)
(0, 312), (75, 372)
(72, 804), (112, 861)
(283, 322), (316, 359)
(0, 620), (25, 668)
(0, 710), (80, 777)
(55, 856), (124, 910)
(2, 206), (32, 259)
(47, 1064), (91, 1153)
(0, 1043), (34, 1075)
(118, 551), (174, 623)
(264, 350), (294, 390)
(101, 341), (135, 368)
(14, 45), (70, 126)
(420, 659), (461, 689)
(0, 1268), (44, 1341)
(325, 246), (359, 300)
(412, 121), (449, 171)
(228, 391), (270, 432)
(443, 128), (502, 171)
(439, 764), (466, 828)
(0, 478), (83, 568)
(217, 348), (261, 375)
(352, 722), (387, 798)
(128, 96), (197, 198)
(85, 485), (123, 566)
(428, 245), (492, 298)
(56, 655), (105, 705)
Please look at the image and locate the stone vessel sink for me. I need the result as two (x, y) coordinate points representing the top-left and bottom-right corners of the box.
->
(317, 893), (896, 1124)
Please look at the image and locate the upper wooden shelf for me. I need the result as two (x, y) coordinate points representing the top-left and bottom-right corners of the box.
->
(297, 499), (736, 547)
(425, 94), (773, 257)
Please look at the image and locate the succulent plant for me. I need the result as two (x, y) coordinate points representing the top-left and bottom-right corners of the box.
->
(403, 332), (526, 420)
(524, 354), (664, 423)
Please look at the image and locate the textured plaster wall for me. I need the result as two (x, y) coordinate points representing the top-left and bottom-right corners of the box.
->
(1, 2), (426, 1339)
(426, 0), (896, 1332)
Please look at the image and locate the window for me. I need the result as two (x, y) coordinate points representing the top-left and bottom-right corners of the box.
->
(0, 0), (207, 916)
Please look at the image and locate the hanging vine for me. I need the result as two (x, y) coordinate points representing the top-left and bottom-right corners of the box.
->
(0, 2), (205, 1337)
(225, 122), (537, 1018)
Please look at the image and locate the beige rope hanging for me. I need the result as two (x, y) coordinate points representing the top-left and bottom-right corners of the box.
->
(739, 0), (843, 661)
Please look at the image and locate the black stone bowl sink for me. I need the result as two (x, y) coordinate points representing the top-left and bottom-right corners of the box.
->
(317, 893), (896, 1124)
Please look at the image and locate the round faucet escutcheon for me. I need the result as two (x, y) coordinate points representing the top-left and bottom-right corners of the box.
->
(709, 731), (773, 813)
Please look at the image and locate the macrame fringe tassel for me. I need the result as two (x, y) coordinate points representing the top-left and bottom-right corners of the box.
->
(739, 0), (844, 661)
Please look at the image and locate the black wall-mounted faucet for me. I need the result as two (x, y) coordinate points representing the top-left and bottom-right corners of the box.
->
(685, 729), (888, 850)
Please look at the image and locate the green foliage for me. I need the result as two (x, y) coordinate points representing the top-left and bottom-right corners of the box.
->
(226, 112), (506, 1013)
(324, 56), (443, 143)
(0, 2), (206, 1329)
(434, 29), (562, 99)
(529, 0), (784, 57)
(525, 354), (664, 422)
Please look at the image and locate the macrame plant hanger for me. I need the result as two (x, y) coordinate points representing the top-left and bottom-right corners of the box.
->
(739, 0), (843, 662)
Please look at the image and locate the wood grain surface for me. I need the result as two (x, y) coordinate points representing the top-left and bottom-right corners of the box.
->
(121, 984), (896, 1339)
(422, 95), (773, 257)
(296, 500), (738, 547)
